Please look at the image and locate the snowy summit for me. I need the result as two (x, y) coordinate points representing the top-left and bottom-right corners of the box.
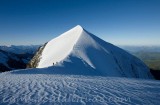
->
(28, 25), (153, 79)
(0, 25), (159, 105)
(38, 25), (83, 68)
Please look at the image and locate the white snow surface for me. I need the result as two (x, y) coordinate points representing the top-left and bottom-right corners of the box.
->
(0, 70), (159, 105)
(38, 25), (82, 68)
(37, 25), (152, 79)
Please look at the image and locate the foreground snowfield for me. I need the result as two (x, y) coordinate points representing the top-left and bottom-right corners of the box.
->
(0, 70), (159, 105)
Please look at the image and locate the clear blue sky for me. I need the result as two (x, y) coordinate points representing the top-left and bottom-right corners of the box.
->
(0, 0), (160, 46)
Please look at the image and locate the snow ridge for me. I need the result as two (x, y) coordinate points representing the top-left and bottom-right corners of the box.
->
(34, 25), (153, 79)
(38, 25), (83, 68)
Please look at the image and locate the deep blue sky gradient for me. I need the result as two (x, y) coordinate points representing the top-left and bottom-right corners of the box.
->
(0, 0), (160, 46)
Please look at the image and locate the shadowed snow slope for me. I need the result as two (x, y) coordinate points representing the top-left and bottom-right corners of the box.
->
(31, 25), (152, 79)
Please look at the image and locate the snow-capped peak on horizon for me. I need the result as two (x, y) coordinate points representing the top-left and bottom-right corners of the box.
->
(28, 25), (153, 79)
(74, 24), (83, 28)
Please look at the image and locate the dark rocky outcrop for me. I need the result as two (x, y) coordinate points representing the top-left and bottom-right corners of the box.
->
(27, 43), (47, 68)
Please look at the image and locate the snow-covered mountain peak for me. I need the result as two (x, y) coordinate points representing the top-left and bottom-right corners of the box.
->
(63, 25), (83, 36)
(74, 24), (83, 29)
(37, 25), (84, 68)
(28, 25), (153, 78)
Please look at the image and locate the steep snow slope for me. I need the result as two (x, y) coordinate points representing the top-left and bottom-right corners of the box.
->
(0, 70), (159, 105)
(38, 25), (82, 68)
(33, 25), (152, 79)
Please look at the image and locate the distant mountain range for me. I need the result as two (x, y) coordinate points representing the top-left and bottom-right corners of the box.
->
(0, 45), (40, 72)
(120, 46), (160, 70)
(119, 46), (160, 53)
(0, 45), (40, 54)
